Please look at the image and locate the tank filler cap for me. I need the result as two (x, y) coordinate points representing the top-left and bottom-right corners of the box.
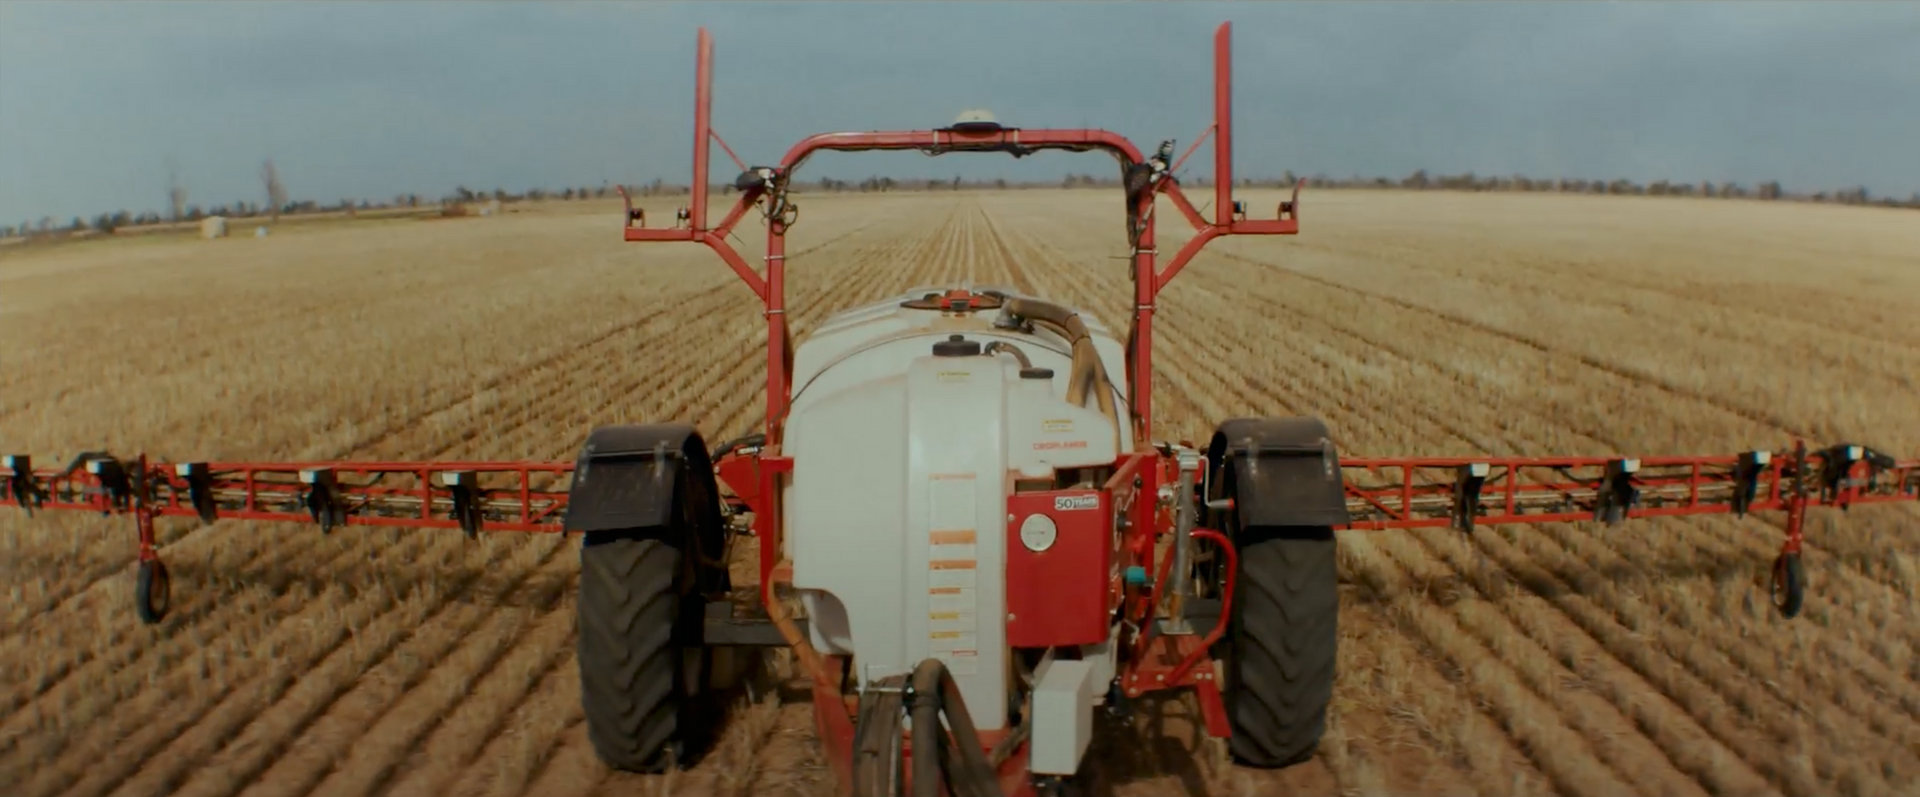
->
(932, 334), (981, 357)
(1019, 367), (1054, 380)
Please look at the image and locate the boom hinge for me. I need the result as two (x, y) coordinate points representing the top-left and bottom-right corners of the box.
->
(1593, 458), (1641, 526)
(441, 470), (483, 537)
(174, 462), (219, 523)
(299, 468), (347, 533)
(1452, 462), (1490, 532)
(4, 455), (43, 516)
(82, 455), (134, 514)
(1731, 450), (1771, 516)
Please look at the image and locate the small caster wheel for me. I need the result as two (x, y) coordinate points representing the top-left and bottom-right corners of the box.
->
(136, 559), (171, 624)
(1769, 553), (1804, 619)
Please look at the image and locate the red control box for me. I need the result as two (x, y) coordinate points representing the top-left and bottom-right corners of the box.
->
(1006, 489), (1112, 648)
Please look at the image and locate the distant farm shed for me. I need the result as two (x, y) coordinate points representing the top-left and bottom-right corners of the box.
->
(200, 216), (228, 239)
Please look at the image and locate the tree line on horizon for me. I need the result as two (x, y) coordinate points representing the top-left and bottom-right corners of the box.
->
(7, 167), (1915, 242)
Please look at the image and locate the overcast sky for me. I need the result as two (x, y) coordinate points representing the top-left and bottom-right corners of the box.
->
(2, 1), (1917, 223)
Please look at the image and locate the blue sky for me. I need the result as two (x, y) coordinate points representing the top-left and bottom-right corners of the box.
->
(2, 1), (1917, 222)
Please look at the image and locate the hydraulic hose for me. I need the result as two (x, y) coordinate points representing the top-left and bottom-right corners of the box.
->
(982, 341), (1033, 370)
(997, 296), (1122, 449)
(909, 658), (1002, 797)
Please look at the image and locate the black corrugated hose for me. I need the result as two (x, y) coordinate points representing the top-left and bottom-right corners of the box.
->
(910, 658), (1004, 797)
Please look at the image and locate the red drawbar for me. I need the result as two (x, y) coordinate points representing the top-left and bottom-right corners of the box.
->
(1006, 489), (1111, 648)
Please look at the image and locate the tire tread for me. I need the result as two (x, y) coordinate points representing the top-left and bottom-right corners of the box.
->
(1226, 526), (1337, 768)
(578, 536), (682, 771)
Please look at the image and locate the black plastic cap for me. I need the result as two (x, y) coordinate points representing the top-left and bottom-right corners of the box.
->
(932, 334), (981, 357)
(1019, 367), (1054, 380)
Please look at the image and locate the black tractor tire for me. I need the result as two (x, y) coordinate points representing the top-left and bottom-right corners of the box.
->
(577, 535), (701, 772)
(1221, 524), (1338, 768)
(135, 558), (171, 625)
(571, 425), (735, 772)
(1770, 552), (1805, 619)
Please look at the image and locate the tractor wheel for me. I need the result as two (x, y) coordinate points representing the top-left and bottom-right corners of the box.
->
(135, 559), (171, 625)
(571, 426), (733, 772)
(577, 534), (705, 772)
(1770, 552), (1805, 619)
(1221, 525), (1337, 768)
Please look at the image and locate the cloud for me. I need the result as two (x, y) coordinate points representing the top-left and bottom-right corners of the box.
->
(2, 1), (1916, 222)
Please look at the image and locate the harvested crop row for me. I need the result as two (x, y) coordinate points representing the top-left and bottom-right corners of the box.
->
(3, 191), (1916, 797)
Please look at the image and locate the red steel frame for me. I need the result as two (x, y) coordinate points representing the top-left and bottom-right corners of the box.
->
(5, 20), (1919, 797)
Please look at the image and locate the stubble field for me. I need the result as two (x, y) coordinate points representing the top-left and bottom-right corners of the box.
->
(2, 188), (1917, 797)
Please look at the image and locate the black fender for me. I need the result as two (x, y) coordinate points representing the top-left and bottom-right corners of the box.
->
(564, 424), (727, 586)
(1206, 417), (1350, 529)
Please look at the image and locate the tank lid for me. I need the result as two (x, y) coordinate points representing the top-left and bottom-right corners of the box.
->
(1019, 367), (1054, 380)
(932, 334), (981, 357)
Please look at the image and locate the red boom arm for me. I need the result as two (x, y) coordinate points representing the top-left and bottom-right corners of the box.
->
(7, 444), (1911, 555)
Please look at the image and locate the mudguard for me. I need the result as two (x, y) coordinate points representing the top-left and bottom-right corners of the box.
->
(564, 423), (716, 534)
(1207, 417), (1350, 529)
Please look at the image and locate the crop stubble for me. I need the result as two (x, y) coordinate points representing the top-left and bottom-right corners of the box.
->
(2, 190), (1916, 797)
